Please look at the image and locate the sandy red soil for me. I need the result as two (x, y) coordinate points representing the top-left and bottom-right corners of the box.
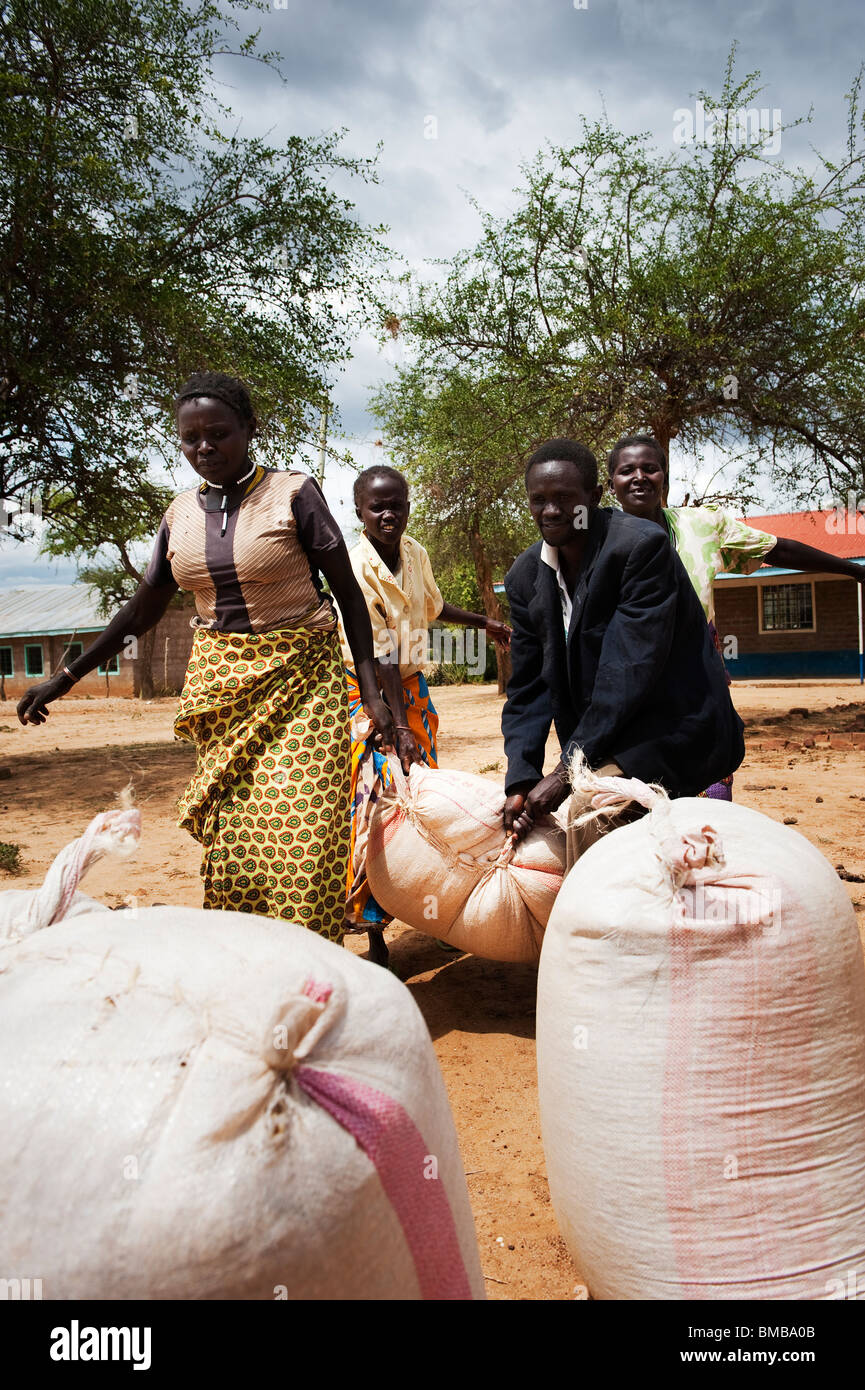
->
(2, 679), (864, 1299)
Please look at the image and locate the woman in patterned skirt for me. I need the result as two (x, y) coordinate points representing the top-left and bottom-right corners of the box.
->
(608, 435), (865, 799)
(17, 371), (394, 943)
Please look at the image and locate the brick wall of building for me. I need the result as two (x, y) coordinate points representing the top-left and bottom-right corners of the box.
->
(713, 577), (859, 655)
(0, 598), (196, 702)
(133, 601), (196, 696)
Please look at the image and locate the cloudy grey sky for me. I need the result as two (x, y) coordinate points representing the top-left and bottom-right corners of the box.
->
(240, 0), (861, 430)
(3, 0), (863, 585)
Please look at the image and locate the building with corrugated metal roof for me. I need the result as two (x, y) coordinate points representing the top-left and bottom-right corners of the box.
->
(0, 584), (194, 700)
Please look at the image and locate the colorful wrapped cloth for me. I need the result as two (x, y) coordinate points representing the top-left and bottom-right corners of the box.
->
(345, 668), (439, 927)
(698, 774), (734, 802)
(174, 624), (351, 942)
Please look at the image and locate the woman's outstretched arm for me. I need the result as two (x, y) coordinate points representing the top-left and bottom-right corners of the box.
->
(767, 536), (865, 582)
(438, 601), (512, 647)
(17, 579), (179, 726)
(317, 542), (395, 751)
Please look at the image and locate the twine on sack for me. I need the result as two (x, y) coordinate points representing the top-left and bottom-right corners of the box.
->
(0, 792), (142, 939)
(564, 749), (726, 891)
(383, 755), (516, 879)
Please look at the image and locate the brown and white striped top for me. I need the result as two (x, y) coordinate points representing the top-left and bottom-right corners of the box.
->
(144, 468), (344, 633)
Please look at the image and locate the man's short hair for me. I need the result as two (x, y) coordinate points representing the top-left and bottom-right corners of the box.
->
(525, 438), (598, 491)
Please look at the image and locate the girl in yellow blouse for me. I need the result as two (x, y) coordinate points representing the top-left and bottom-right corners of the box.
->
(339, 465), (510, 958)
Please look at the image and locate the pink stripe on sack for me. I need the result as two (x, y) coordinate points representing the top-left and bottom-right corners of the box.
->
(425, 786), (503, 832)
(301, 977), (333, 1004)
(375, 806), (404, 851)
(295, 1066), (474, 1300)
(662, 903), (703, 1294)
(662, 873), (828, 1297)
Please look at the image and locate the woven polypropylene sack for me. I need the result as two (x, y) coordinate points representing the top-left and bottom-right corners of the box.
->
(366, 764), (565, 963)
(0, 907), (485, 1300)
(0, 806), (141, 941)
(537, 796), (865, 1300)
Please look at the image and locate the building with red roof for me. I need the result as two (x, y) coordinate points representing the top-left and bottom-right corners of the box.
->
(714, 508), (865, 679)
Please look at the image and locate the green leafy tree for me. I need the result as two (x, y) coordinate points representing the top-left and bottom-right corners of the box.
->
(375, 49), (865, 620)
(0, 0), (387, 566)
(370, 365), (546, 691)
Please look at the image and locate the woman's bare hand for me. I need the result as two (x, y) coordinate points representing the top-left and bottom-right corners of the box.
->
(364, 695), (395, 752)
(393, 727), (421, 775)
(485, 618), (512, 648)
(17, 674), (72, 726)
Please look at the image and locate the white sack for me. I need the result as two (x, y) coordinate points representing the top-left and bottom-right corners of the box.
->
(365, 762), (566, 963)
(0, 906), (485, 1300)
(537, 782), (865, 1300)
(0, 805), (140, 940)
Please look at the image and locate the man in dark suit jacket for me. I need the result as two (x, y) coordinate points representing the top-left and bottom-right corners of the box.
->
(502, 438), (745, 843)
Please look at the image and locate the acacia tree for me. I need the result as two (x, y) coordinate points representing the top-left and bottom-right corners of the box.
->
(0, 0), (387, 583)
(370, 366), (554, 690)
(374, 50), (865, 617)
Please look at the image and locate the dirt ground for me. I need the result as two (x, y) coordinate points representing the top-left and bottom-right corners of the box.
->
(2, 679), (865, 1300)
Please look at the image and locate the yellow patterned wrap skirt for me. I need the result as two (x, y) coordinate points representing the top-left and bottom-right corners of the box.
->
(174, 624), (351, 942)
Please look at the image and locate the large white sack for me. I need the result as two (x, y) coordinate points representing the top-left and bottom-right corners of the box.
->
(0, 805), (141, 940)
(537, 779), (865, 1300)
(0, 905), (485, 1300)
(366, 762), (566, 963)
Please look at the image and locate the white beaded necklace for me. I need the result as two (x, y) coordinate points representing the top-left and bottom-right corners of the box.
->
(205, 459), (257, 491)
(205, 460), (257, 535)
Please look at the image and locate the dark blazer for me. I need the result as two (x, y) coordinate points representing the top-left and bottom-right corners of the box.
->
(501, 508), (745, 797)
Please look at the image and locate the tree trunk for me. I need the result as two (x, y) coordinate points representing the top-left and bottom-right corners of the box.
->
(136, 627), (156, 699)
(468, 510), (511, 695)
(648, 419), (677, 503)
(649, 421), (672, 456)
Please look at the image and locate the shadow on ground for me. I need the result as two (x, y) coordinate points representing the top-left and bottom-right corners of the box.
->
(357, 924), (539, 1043)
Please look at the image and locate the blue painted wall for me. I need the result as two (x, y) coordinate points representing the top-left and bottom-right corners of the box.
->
(727, 649), (861, 679)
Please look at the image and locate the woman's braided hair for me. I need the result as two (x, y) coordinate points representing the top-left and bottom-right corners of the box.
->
(174, 371), (255, 424)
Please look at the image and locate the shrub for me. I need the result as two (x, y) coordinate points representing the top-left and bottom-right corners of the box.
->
(0, 842), (23, 875)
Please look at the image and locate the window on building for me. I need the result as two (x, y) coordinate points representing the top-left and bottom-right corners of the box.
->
(24, 644), (44, 676)
(761, 583), (814, 632)
(0, 647), (12, 677)
(63, 641), (84, 664)
(97, 654), (120, 675)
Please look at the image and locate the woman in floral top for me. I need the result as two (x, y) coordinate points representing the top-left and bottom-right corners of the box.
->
(608, 435), (865, 799)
